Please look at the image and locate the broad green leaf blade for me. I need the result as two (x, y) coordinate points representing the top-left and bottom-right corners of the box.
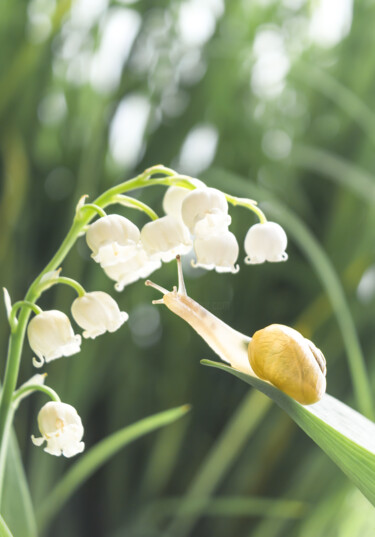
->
(2, 432), (37, 537)
(37, 404), (190, 532)
(201, 360), (375, 506)
(0, 515), (14, 537)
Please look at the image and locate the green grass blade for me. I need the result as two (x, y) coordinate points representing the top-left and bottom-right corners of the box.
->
(202, 359), (375, 507)
(290, 145), (375, 202)
(37, 404), (191, 532)
(2, 432), (37, 537)
(163, 391), (271, 537)
(152, 496), (308, 519)
(0, 515), (14, 537)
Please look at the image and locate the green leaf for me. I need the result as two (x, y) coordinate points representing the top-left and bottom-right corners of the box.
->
(201, 359), (375, 507)
(37, 404), (191, 533)
(0, 514), (15, 537)
(2, 432), (37, 537)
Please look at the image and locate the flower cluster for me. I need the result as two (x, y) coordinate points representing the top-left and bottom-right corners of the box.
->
(21, 169), (288, 459)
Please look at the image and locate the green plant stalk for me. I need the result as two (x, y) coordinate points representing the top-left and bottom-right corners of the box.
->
(0, 166), (200, 503)
(12, 384), (61, 405)
(0, 165), (266, 504)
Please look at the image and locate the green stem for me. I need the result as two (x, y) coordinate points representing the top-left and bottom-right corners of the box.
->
(78, 203), (107, 218)
(37, 276), (86, 297)
(112, 195), (159, 221)
(226, 194), (267, 223)
(9, 301), (43, 332)
(0, 167), (184, 502)
(0, 164), (244, 505)
(12, 384), (61, 405)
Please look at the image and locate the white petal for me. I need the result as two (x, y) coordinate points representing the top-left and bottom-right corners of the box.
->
(86, 214), (140, 258)
(181, 187), (228, 232)
(31, 435), (45, 447)
(140, 216), (192, 262)
(193, 212), (231, 237)
(244, 222), (288, 264)
(28, 310), (81, 366)
(104, 247), (161, 291)
(193, 232), (239, 273)
(71, 291), (128, 339)
(162, 179), (206, 219)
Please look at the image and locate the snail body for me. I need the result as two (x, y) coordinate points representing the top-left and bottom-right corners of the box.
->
(146, 257), (327, 405)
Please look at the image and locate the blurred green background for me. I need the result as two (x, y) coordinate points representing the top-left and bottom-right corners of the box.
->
(1, 0), (375, 535)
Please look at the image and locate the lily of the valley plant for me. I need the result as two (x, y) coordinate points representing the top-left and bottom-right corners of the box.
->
(0, 165), (287, 497)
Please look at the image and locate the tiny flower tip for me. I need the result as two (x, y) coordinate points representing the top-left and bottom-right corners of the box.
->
(32, 355), (45, 369)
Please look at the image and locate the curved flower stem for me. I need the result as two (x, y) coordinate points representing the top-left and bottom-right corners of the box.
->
(225, 194), (267, 224)
(78, 203), (107, 218)
(12, 384), (61, 405)
(9, 301), (43, 332)
(111, 195), (159, 221)
(37, 277), (86, 298)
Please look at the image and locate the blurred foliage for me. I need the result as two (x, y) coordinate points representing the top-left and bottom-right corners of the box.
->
(1, 0), (375, 535)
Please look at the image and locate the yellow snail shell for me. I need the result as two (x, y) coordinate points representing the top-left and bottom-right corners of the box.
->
(248, 324), (326, 405)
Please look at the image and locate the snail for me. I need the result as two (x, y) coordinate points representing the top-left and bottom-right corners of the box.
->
(146, 256), (327, 405)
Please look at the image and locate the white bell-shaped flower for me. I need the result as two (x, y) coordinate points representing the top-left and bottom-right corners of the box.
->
(244, 222), (288, 264)
(192, 231), (240, 273)
(162, 179), (206, 220)
(193, 212), (231, 237)
(27, 310), (82, 368)
(104, 245), (161, 291)
(71, 291), (128, 339)
(86, 214), (140, 267)
(140, 215), (192, 263)
(31, 401), (84, 457)
(181, 187), (228, 233)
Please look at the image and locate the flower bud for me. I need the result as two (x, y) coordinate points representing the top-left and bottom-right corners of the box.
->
(104, 246), (161, 291)
(192, 232), (239, 273)
(140, 215), (192, 263)
(244, 222), (288, 264)
(181, 187), (228, 233)
(162, 179), (206, 220)
(71, 291), (128, 339)
(31, 401), (84, 457)
(86, 214), (140, 267)
(27, 310), (81, 368)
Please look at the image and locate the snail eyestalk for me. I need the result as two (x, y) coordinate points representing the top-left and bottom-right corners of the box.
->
(146, 257), (253, 375)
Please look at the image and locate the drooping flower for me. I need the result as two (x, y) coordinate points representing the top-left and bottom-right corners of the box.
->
(193, 212), (231, 237)
(162, 179), (206, 220)
(192, 232), (239, 273)
(27, 310), (81, 368)
(31, 401), (84, 457)
(140, 215), (192, 263)
(244, 222), (288, 264)
(86, 214), (140, 267)
(181, 187), (229, 233)
(71, 291), (128, 339)
(104, 245), (161, 291)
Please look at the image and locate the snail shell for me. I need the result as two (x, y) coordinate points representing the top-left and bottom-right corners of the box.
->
(248, 324), (326, 405)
